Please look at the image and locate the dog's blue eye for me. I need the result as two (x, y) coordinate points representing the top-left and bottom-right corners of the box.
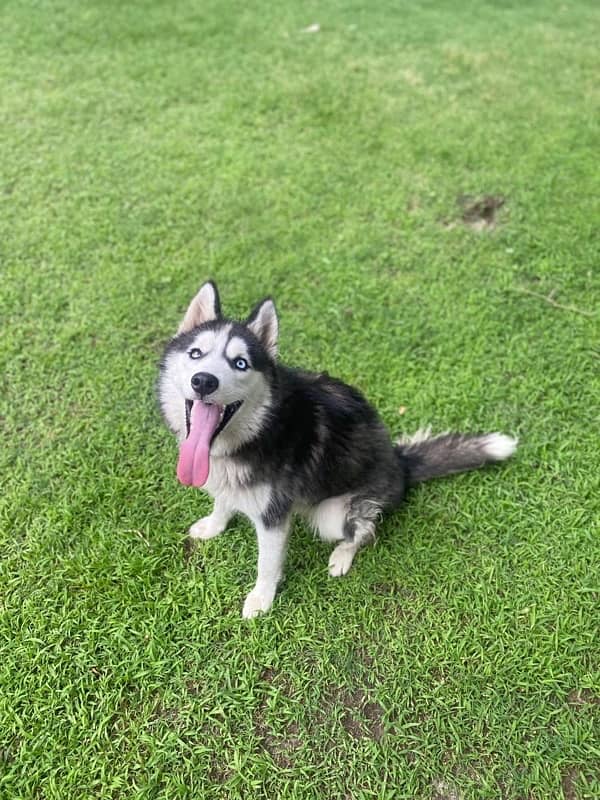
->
(234, 357), (248, 371)
(189, 348), (203, 359)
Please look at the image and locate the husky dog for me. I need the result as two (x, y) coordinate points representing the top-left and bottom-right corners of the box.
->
(158, 281), (517, 618)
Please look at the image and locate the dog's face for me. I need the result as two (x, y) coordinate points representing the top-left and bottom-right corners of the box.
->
(158, 282), (277, 484)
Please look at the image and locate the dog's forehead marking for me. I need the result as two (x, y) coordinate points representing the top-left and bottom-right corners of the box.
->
(191, 324), (232, 353)
(191, 329), (216, 351)
(225, 336), (250, 361)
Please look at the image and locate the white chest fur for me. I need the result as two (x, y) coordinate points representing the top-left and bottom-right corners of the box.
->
(204, 456), (270, 523)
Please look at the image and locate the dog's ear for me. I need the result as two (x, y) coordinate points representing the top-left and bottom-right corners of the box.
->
(177, 281), (221, 334)
(246, 297), (278, 359)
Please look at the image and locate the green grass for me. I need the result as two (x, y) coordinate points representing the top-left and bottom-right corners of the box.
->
(1, 1), (599, 797)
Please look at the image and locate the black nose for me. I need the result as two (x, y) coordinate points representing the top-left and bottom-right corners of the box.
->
(191, 372), (219, 396)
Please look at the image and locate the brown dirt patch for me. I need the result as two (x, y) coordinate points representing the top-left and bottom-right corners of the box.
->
(443, 194), (506, 231)
(260, 666), (278, 684)
(331, 687), (385, 742)
(561, 767), (580, 800)
(567, 688), (600, 707)
(458, 193), (505, 231)
(255, 718), (302, 768)
(560, 765), (598, 800)
(182, 536), (198, 564)
(207, 759), (233, 785)
(254, 666), (303, 767)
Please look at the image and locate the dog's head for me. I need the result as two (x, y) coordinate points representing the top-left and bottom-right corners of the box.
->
(158, 281), (278, 486)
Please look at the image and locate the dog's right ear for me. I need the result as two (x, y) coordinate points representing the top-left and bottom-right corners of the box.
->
(177, 281), (221, 334)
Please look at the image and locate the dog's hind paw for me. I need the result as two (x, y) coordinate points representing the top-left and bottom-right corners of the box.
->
(188, 516), (224, 540)
(328, 543), (357, 577)
(242, 588), (275, 619)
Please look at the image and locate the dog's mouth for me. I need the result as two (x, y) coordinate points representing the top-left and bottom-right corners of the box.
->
(177, 399), (242, 487)
(184, 398), (242, 441)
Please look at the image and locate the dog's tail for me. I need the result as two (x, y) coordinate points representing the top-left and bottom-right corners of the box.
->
(395, 428), (517, 485)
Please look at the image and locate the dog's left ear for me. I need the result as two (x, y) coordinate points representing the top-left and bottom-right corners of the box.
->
(247, 297), (278, 359)
(177, 281), (221, 334)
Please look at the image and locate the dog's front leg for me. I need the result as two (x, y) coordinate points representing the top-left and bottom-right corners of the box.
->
(242, 518), (290, 619)
(189, 495), (234, 540)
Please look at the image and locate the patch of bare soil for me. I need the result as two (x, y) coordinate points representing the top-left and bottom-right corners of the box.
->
(182, 536), (198, 564)
(458, 193), (505, 231)
(331, 687), (385, 742)
(260, 666), (278, 684)
(207, 759), (233, 785)
(255, 718), (302, 768)
(442, 194), (506, 231)
(567, 688), (600, 708)
(561, 767), (580, 800)
(253, 667), (303, 767)
(432, 778), (460, 800)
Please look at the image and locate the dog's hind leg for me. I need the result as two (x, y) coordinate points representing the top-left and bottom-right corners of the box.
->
(308, 495), (350, 542)
(189, 495), (234, 540)
(328, 498), (382, 578)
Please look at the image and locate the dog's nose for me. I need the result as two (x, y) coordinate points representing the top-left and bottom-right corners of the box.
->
(191, 372), (219, 396)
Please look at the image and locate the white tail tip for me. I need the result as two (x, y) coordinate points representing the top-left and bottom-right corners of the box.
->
(482, 433), (518, 461)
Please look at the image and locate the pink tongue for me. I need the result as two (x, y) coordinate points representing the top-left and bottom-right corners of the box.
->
(177, 401), (222, 487)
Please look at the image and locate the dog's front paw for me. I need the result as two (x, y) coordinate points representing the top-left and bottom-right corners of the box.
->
(242, 588), (274, 619)
(188, 516), (224, 540)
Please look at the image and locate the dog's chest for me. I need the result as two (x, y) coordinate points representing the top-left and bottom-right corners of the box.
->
(205, 456), (250, 493)
(205, 457), (269, 521)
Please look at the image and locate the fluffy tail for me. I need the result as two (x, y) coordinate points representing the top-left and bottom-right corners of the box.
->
(396, 428), (518, 485)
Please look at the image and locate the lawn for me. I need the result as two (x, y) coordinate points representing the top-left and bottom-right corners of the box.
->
(1, 1), (599, 798)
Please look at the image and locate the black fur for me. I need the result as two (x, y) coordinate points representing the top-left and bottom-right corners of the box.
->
(230, 366), (407, 529)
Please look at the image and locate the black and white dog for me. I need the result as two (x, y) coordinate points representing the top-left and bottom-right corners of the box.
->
(158, 281), (517, 618)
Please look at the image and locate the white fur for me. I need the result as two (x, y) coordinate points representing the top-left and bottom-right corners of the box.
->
(190, 455), (286, 618)
(158, 349), (189, 441)
(189, 514), (230, 540)
(328, 513), (378, 577)
(159, 307), (287, 618)
(192, 464), (286, 618)
(225, 336), (249, 361)
(202, 449), (271, 527)
(396, 426), (450, 446)
(396, 426), (431, 445)
(209, 386), (272, 458)
(203, 458), (251, 493)
(482, 433), (518, 460)
(185, 326), (242, 406)
(307, 495), (350, 542)
(189, 494), (235, 540)
(304, 495), (380, 576)
(242, 518), (290, 619)
(328, 541), (359, 577)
